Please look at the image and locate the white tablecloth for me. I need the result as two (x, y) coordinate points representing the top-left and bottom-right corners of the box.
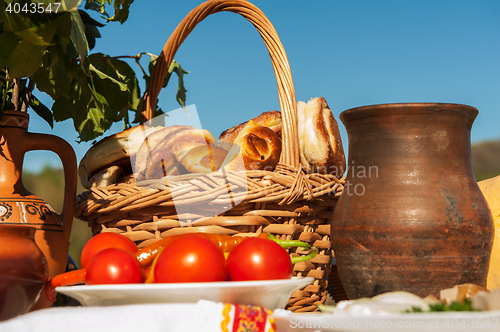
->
(0, 301), (275, 332)
(5, 303), (500, 332)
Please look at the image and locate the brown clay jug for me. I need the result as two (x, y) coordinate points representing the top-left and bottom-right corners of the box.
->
(331, 103), (494, 299)
(0, 111), (77, 309)
(0, 225), (48, 320)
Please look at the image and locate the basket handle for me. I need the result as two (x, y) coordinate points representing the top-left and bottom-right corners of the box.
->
(142, 0), (299, 167)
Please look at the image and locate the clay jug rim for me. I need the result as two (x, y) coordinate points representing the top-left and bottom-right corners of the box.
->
(0, 110), (30, 121)
(0, 110), (30, 117)
(340, 102), (478, 122)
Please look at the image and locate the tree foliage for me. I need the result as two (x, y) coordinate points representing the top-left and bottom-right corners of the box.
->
(0, 0), (188, 142)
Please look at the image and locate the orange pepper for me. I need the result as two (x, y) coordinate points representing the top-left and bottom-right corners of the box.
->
(135, 233), (268, 268)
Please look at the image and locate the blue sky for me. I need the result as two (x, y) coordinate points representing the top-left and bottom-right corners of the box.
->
(25, 0), (500, 173)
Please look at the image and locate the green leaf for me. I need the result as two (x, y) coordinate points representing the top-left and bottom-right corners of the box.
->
(70, 10), (88, 66)
(147, 54), (158, 81)
(169, 61), (189, 109)
(30, 94), (53, 128)
(84, 23), (101, 39)
(51, 55), (139, 141)
(1, 3), (70, 79)
(77, 106), (107, 142)
(89, 63), (128, 92)
(0, 31), (22, 69)
(78, 8), (105, 28)
(153, 106), (164, 118)
(84, 1), (108, 17)
(110, 0), (134, 24)
(60, 0), (83, 11)
(52, 76), (85, 122)
(6, 39), (45, 78)
(89, 55), (139, 125)
(78, 9), (104, 50)
(13, 23), (56, 47)
(55, 11), (73, 51)
(84, 0), (109, 18)
(31, 45), (75, 98)
(52, 72), (110, 141)
(2, 2), (59, 47)
(85, 0), (134, 23)
(35, 0), (81, 11)
(0, 1), (7, 23)
(146, 55), (190, 110)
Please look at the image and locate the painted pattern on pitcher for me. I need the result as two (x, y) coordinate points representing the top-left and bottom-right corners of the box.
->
(0, 197), (62, 231)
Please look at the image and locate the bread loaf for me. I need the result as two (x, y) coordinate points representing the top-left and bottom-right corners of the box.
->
(88, 165), (124, 188)
(172, 142), (229, 173)
(139, 128), (216, 180)
(219, 120), (281, 171)
(133, 125), (195, 181)
(297, 97), (346, 177)
(218, 110), (282, 143)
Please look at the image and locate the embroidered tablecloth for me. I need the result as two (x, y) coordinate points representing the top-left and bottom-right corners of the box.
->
(0, 300), (276, 332)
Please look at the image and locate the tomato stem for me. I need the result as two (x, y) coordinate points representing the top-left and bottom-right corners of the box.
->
(290, 247), (318, 264)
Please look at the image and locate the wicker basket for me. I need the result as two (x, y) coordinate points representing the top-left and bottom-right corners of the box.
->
(75, 0), (346, 312)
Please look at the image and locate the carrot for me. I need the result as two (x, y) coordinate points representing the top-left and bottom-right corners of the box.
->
(45, 268), (86, 303)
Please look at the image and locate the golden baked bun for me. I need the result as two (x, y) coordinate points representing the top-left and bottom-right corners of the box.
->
(218, 120), (281, 171)
(139, 128), (216, 180)
(88, 165), (124, 188)
(78, 125), (163, 189)
(218, 110), (282, 143)
(172, 142), (229, 173)
(133, 125), (194, 180)
(297, 97), (346, 177)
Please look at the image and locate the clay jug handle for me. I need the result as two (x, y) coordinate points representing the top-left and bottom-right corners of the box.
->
(23, 133), (78, 239)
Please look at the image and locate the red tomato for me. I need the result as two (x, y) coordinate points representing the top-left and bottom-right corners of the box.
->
(154, 235), (227, 283)
(85, 248), (144, 285)
(226, 237), (292, 281)
(80, 232), (138, 268)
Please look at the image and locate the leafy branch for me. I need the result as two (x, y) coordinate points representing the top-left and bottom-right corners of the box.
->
(0, 0), (189, 142)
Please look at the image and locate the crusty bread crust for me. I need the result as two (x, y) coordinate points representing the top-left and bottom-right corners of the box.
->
(297, 97), (346, 177)
(239, 126), (281, 171)
(88, 165), (124, 188)
(133, 125), (194, 181)
(172, 142), (229, 173)
(218, 110), (282, 143)
(142, 128), (216, 180)
(78, 125), (163, 188)
(218, 119), (282, 171)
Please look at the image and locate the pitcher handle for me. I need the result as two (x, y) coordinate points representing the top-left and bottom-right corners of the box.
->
(23, 132), (78, 239)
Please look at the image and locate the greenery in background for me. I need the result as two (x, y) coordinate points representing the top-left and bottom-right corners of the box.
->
(472, 139), (500, 181)
(1, 0), (189, 142)
(23, 166), (91, 267)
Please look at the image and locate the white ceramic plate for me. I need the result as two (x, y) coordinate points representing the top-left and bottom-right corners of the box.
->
(56, 277), (314, 309)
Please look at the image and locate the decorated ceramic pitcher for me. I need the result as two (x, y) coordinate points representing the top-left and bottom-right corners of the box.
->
(0, 110), (77, 309)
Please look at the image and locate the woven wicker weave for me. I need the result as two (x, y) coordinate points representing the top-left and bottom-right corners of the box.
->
(75, 0), (346, 312)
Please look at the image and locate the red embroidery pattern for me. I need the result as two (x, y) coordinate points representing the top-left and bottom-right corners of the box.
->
(232, 304), (272, 332)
